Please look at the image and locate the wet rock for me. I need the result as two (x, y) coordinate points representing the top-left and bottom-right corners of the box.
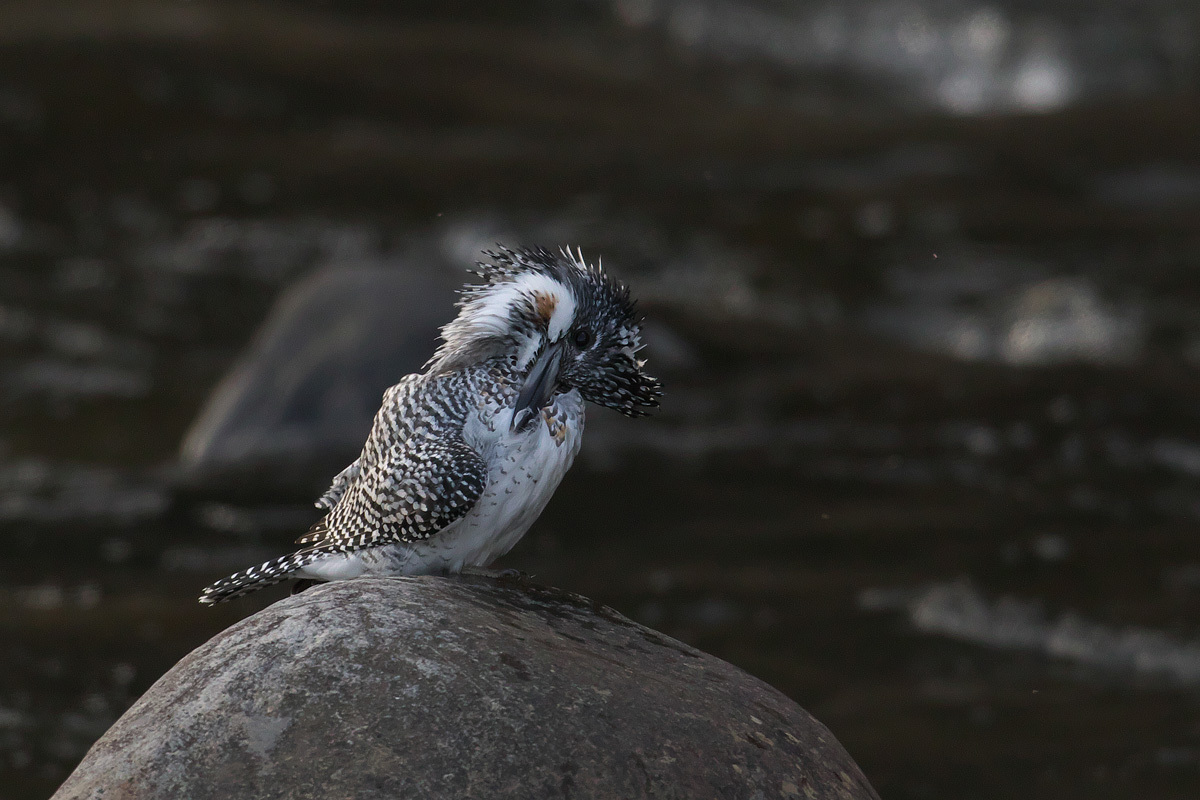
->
(179, 265), (456, 498)
(53, 577), (879, 800)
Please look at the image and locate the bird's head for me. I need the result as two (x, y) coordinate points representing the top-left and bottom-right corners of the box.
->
(429, 246), (662, 419)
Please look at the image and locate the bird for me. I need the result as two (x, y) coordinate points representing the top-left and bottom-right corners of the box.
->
(199, 245), (662, 604)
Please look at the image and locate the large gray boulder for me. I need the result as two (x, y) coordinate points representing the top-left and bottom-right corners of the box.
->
(179, 265), (457, 498)
(54, 578), (879, 800)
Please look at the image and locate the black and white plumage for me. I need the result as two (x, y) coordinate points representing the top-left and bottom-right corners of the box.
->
(199, 246), (661, 604)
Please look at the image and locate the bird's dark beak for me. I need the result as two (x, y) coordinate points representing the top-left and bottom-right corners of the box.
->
(513, 340), (565, 431)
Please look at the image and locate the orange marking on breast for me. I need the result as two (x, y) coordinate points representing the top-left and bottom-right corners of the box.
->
(542, 407), (567, 445)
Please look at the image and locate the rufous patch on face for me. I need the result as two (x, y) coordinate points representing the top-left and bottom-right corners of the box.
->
(532, 291), (558, 324)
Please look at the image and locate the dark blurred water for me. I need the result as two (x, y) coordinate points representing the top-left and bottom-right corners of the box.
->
(3, 2), (1200, 798)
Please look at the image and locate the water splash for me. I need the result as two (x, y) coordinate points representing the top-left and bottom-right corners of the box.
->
(609, 0), (1188, 114)
(862, 580), (1200, 686)
(861, 254), (1145, 366)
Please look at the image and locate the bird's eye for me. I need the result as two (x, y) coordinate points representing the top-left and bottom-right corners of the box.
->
(572, 328), (593, 349)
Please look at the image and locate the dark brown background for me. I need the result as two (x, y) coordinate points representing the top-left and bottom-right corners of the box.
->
(2, 2), (1200, 798)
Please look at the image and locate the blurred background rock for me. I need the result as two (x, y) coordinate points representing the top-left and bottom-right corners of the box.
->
(1, 1), (1199, 798)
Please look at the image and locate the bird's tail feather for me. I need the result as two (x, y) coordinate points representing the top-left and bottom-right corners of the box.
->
(198, 551), (324, 605)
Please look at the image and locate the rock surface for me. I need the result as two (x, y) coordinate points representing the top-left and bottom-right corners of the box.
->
(54, 577), (880, 800)
(179, 265), (456, 498)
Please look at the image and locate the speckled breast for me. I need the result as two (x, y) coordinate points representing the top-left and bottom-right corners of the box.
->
(430, 388), (585, 570)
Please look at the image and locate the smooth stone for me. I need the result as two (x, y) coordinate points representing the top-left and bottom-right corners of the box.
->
(53, 577), (880, 800)
(179, 265), (456, 498)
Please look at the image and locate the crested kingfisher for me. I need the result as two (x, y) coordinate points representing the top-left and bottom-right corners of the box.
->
(200, 246), (661, 603)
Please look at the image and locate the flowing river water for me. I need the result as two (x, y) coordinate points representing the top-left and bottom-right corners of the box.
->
(3, 2), (1200, 798)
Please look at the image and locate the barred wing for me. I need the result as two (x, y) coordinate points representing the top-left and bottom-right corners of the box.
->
(296, 437), (486, 553)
